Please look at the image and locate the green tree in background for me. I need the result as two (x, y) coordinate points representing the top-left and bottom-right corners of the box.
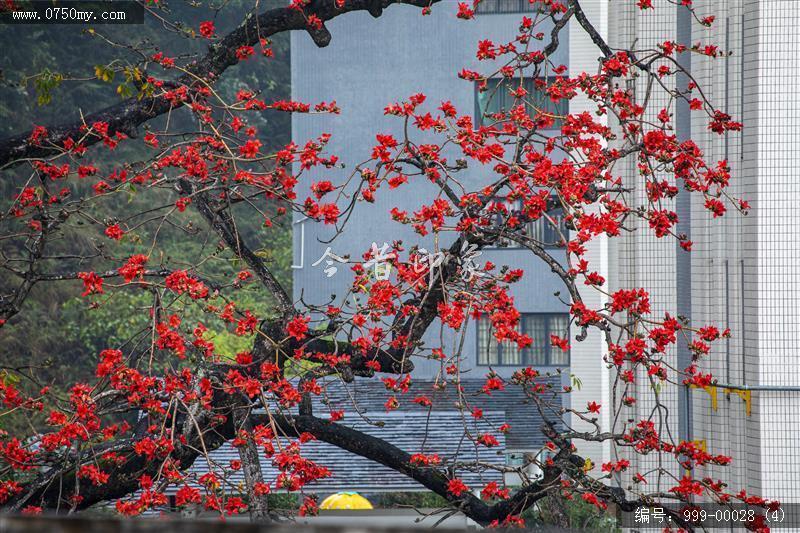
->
(0, 1), (291, 434)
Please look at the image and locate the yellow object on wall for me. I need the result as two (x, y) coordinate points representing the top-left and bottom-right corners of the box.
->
(723, 387), (752, 416)
(320, 492), (373, 510)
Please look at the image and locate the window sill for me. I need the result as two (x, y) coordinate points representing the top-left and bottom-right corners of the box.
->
(475, 364), (570, 368)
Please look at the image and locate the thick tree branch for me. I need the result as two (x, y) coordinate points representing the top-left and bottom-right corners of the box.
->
(7, 390), (245, 512)
(0, 0), (441, 170)
(540, 423), (695, 530)
(233, 408), (272, 523)
(569, 0), (613, 58)
(270, 413), (561, 526)
(180, 180), (294, 317)
(303, 335), (413, 375)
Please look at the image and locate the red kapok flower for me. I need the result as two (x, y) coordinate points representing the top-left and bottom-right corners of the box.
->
(286, 315), (310, 341)
(78, 272), (104, 296)
(119, 254), (148, 282)
(199, 20), (214, 38)
(104, 224), (125, 241)
(448, 478), (469, 497)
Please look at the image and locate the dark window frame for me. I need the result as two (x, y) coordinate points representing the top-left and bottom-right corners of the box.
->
(474, 76), (568, 130)
(483, 196), (568, 250)
(475, 0), (545, 15)
(476, 313), (571, 367)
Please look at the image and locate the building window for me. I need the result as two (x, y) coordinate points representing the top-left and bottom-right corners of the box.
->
(477, 313), (570, 366)
(484, 197), (568, 248)
(475, 0), (542, 14)
(528, 449), (555, 479)
(476, 77), (567, 129)
(529, 203), (566, 247)
(505, 452), (527, 467)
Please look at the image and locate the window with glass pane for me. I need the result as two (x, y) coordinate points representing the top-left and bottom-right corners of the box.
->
(528, 204), (567, 248)
(505, 453), (526, 467)
(477, 317), (522, 365)
(475, 0), (543, 14)
(477, 317), (499, 365)
(523, 315), (548, 365)
(485, 197), (567, 249)
(484, 198), (519, 248)
(548, 314), (570, 365)
(477, 313), (570, 366)
(476, 77), (567, 129)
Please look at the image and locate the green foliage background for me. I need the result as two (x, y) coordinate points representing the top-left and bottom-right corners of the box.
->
(0, 0), (293, 434)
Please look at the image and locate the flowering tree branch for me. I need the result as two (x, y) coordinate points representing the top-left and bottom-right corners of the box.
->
(0, 0), (440, 170)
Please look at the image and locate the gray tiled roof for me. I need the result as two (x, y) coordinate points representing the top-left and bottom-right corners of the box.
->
(316, 376), (563, 451)
(186, 410), (506, 493)
(176, 377), (561, 494)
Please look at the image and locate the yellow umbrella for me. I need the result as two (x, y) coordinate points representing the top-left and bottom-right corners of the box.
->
(320, 492), (373, 510)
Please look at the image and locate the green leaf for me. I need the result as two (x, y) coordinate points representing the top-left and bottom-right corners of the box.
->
(116, 83), (133, 98)
(32, 69), (64, 106)
(94, 64), (115, 83)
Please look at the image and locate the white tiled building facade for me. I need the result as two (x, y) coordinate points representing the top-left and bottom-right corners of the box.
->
(608, 0), (800, 506)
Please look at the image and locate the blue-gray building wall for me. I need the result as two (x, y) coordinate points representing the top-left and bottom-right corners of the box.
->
(291, 3), (569, 379)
